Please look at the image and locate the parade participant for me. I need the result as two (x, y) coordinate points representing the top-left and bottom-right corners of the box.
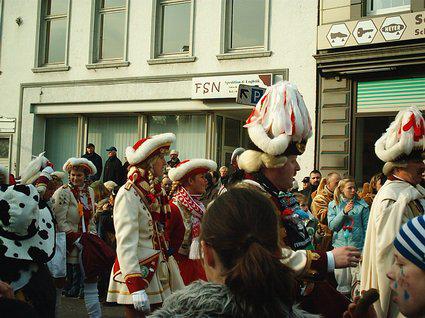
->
(166, 158), (217, 284)
(328, 178), (369, 298)
(107, 133), (184, 318)
(166, 150), (180, 168)
(17, 152), (55, 197)
(0, 183), (56, 317)
(150, 186), (318, 318)
(344, 215), (425, 318)
(0, 165), (8, 185)
(52, 157), (103, 318)
(311, 172), (341, 251)
(360, 106), (425, 318)
(238, 81), (360, 317)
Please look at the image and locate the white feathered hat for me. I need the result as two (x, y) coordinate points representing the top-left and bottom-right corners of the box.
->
(168, 159), (217, 182)
(375, 106), (424, 162)
(63, 157), (97, 176)
(244, 81), (312, 156)
(18, 152), (52, 185)
(126, 133), (176, 165)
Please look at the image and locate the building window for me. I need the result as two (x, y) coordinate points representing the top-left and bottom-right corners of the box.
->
(147, 115), (206, 159)
(150, 0), (195, 62)
(366, 0), (410, 15)
(38, 0), (70, 66)
(91, 0), (128, 63)
(218, 0), (270, 59)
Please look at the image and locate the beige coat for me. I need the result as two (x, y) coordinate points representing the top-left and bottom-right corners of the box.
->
(52, 185), (96, 263)
(107, 184), (183, 305)
(360, 180), (425, 318)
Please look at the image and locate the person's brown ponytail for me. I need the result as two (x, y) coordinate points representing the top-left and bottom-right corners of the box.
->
(201, 186), (297, 316)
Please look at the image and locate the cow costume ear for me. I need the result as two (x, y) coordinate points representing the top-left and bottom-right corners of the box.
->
(0, 184), (55, 263)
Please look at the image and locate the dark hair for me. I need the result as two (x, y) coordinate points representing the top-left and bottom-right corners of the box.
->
(211, 170), (220, 181)
(201, 186), (297, 316)
(310, 169), (321, 176)
(205, 172), (214, 188)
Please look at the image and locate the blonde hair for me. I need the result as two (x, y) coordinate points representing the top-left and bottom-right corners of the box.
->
(237, 150), (288, 173)
(333, 178), (357, 206)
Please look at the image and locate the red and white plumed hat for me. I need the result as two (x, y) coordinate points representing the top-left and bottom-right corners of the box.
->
(168, 159), (217, 182)
(126, 133), (176, 165)
(63, 157), (97, 176)
(375, 106), (425, 163)
(244, 81), (312, 156)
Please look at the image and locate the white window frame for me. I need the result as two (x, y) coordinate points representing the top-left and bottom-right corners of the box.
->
(87, 0), (130, 69)
(366, 0), (411, 15)
(148, 0), (196, 65)
(33, 0), (72, 73)
(217, 0), (271, 60)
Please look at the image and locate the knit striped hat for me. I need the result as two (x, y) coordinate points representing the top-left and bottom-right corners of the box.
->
(394, 216), (425, 270)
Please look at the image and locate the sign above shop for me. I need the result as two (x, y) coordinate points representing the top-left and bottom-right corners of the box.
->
(0, 117), (15, 133)
(236, 84), (266, 106)
(318, 10), (425, 50)
(191, 74), (272, 99)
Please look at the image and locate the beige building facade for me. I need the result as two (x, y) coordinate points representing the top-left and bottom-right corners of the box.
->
(316, 0), (425, 183)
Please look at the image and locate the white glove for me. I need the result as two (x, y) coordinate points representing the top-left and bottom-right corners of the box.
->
(42, 166), (54, 175)
(132, 290), (150, 313)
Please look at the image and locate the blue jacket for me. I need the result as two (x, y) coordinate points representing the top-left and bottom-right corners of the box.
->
(328, 197), (370, 251)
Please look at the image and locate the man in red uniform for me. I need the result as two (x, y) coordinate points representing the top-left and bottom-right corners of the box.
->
(166, 159), (217, 285)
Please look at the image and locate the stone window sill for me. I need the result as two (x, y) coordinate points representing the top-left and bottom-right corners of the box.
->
(147, 56), (196, 65)
(32, 65), (70, 73)
(216, 50), (272, 60)
(86, 61), (130, 69)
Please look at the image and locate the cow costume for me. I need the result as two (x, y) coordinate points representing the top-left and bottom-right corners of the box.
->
(166, 158), (217, 284)
(107, 133), (184, 315)
(360, 106), (425, 318)
(0, 180), (56, 317)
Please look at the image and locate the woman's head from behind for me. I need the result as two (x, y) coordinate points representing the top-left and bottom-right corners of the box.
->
(200, 186), (296, 314)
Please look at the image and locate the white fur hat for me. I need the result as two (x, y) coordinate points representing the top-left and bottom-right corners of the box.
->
(18, 152), (51, 185)
(375, 106), (425, 164)
(104, 180), (117, 192)
(244, 81), (312, 156)
(126, 133), (176, 165)
(168, 159), (217, 182)
(63, 157), (97, 176)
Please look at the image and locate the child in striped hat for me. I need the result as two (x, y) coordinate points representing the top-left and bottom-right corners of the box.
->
(388, 215), (425, 318)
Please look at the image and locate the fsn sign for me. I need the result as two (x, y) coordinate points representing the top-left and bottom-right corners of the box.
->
(191, 74), (272, 99)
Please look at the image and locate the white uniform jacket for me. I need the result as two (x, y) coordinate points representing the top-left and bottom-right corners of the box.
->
(52, 184), (96, 263)
(107, 183), (183, 305)
(360, 180), (425, 318)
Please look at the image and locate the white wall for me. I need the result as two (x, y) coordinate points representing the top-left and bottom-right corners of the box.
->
(0, 0), (318, 180)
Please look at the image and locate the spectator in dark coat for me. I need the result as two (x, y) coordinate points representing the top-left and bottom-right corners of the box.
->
(103, 147), (125, 185)
(82, 143), (102, 181)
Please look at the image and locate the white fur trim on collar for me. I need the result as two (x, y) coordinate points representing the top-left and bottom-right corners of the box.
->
(63, 157), (97, 176)
(375, 106), (425, 162)
(126, 133), (176, 165)
(168, 159), (217, 181)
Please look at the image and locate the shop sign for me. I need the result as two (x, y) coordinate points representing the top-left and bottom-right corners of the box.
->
(0, 117), (15, 133)
(318, 10), (425, 50)
(191, 74), (272, 99)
